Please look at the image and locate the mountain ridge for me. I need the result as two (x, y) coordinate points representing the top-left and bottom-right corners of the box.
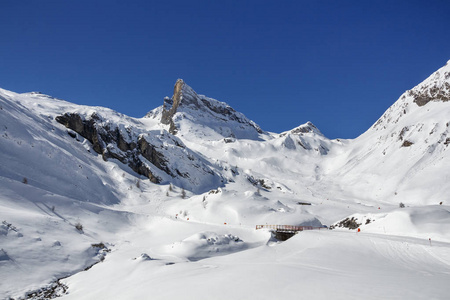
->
(325, 61), (450, 205)
(146, 78), (265, 141)
(1, 61), (450, 299)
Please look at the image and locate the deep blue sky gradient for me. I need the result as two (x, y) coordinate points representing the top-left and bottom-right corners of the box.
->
(1, 0), (449, 138)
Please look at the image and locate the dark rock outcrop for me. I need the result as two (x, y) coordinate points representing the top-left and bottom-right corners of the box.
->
(56, 113), (163, 183)
(410, 83), (450, 107)
(56, 113), (103, 154)
(409, 68), (450, 107)
(56, 111), (224, 191)
(401, 140), (414, 147)
(161, 79), (184, 134)
(329, 217), (361, 230)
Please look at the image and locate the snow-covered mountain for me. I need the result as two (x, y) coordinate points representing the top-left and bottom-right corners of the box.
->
(327, 60), (450, 205)
(145, 79), (264, 141)
(1, 61), (450, 299)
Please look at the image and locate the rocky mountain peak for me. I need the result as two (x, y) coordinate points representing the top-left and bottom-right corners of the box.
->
(160, 79), (186, 134)
(289, 122), (323, 136)
(371, 60), (450, 133)
(153, 79), (264, 140)
(408, 61), (450, 107)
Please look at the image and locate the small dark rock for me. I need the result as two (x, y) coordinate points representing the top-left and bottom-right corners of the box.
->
(401, 140), (414, 147)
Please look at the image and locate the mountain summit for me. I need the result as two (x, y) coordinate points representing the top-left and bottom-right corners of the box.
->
(146, 79), (264, 141)
(328, 61), (450, 204)
(410, 60), (450, 107)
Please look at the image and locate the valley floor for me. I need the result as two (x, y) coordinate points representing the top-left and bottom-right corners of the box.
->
(2, 179), (450, 300)
(60, 219), (450, 300)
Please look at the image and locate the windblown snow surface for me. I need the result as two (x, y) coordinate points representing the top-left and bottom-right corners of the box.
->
(1, 62), (450, 299)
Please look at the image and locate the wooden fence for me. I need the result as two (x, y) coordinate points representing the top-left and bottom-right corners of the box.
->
(255, 225), (325, 232)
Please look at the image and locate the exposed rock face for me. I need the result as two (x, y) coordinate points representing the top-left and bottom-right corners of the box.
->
(55, 111), (225, 191)
(401, 140), (414, 147)
(152, 79), (264, 140)
(55, 112), (103, 153)
(56, 113), (165, 183)
(410, 62), (450, 107)
(161, 79), (184, 134)
(410, 82), (450, 107)
(329, 217), (361, 230)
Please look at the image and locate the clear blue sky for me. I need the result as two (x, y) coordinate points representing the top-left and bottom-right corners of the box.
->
(1, 0), (449, 138)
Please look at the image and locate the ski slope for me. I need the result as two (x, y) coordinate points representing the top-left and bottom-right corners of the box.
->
(60, 226), (450, 300)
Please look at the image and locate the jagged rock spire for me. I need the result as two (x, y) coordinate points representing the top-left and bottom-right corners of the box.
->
(161, 79), (185, 134)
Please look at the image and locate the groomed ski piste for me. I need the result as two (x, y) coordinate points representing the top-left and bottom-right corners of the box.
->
(1, 61), (450, 299)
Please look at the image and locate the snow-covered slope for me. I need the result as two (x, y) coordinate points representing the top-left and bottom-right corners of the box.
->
(1, 61), (450, 299)
(328, 61), (450, 205)
(0, 90), (121, 205)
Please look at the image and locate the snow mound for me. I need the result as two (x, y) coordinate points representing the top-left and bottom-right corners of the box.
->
(346, 206), (450, 242)
(165, 232), (247, 261)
